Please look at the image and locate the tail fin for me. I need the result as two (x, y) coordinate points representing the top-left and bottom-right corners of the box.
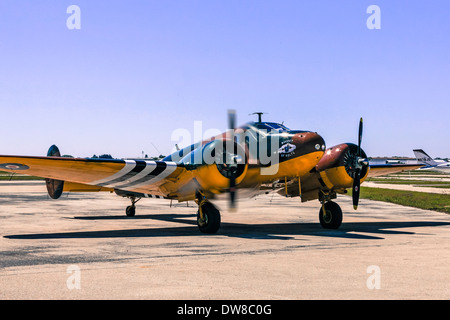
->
(413, 149), (438, 167)
(45, 145), (65, 199)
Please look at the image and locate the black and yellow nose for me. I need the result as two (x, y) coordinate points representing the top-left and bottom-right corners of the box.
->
(291, 131), (326, 157)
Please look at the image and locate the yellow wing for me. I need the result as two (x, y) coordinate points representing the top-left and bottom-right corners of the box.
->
(0, 155), (188, 197)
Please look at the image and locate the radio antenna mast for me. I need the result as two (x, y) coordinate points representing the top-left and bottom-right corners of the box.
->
(249, 112), (267, 123)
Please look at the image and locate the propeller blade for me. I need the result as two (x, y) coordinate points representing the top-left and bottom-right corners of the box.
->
(228, 109), (236, 130)
(352, 168), (361, 210)
(229, 171), (236, 209)
(358, 117), (363, 156)
(227, 110), (237, 210)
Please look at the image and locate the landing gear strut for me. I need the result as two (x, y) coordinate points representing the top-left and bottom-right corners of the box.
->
(196, 193), (221, 234)
(125, 196), (141, 217)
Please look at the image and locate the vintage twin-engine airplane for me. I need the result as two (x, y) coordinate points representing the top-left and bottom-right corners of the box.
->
(0, 111), (422, 233)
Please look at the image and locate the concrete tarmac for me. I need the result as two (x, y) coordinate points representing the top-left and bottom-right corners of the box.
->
(0, 181), (449, 299)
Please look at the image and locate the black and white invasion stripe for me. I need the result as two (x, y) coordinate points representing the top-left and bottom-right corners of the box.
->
(90, 160), (177, 190)
(144, 194), (164, 199)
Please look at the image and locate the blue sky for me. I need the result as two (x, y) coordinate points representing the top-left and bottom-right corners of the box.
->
(0, 0), (449, 159)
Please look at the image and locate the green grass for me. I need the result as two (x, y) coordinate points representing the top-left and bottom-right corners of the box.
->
(367, 178), (450, 188)
(392, 170), (446, 175)
(0, 172), (44, 180)
(349, 187), (450, 214)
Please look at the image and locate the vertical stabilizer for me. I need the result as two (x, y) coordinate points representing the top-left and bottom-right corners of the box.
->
(45, 145), (65, 199)
(413, 149), (438, 166)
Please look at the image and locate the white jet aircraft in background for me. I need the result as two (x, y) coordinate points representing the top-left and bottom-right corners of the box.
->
(413, 149), (450, 173)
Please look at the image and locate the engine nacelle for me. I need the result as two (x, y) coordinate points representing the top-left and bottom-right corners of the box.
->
(316, 143), (369, 190)
(182, 140), (248, 194)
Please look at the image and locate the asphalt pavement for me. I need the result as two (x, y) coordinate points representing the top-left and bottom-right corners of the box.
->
(0, 181), (449, 299)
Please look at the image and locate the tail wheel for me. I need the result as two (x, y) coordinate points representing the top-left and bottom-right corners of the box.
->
(319, 201), (342, 229)
(197, 202), (221, 234)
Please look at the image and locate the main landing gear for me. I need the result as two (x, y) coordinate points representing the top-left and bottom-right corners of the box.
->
(121, 191), (222, 233)
(318, 190), (342, 229)
(125, 196), (141, 217)
(121, 191), (341, 232)
(196, 194), (221, 234)
(319, 201), (343, 229)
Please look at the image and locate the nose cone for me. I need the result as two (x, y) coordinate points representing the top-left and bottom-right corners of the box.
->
(291, 131), (326, 157)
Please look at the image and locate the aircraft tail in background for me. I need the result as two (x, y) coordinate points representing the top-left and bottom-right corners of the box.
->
(413, 149), (438, 167)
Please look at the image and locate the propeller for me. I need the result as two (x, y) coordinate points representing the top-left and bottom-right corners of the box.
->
(352, 118), (365, 210)
(216, 115), (245, 211)
(227, 110), (237, 210)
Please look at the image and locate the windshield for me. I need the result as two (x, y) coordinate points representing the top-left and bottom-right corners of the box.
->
(248, 122), (290, 132)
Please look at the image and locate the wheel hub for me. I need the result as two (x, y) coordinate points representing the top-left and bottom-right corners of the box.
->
(322, 209), (332, 224)
(198, 213), (208, 227)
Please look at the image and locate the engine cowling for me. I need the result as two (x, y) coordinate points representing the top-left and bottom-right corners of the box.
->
(316, 143), (369, 190)
(182, 140), (248, 194)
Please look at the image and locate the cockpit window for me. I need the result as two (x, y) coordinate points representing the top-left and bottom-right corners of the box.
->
(253, 122), (289, 131)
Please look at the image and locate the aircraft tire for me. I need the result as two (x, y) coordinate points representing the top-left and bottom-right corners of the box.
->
(197, 202), (221, 234)
(126, 205), (136, 217)
(319, 201), (342, 229)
